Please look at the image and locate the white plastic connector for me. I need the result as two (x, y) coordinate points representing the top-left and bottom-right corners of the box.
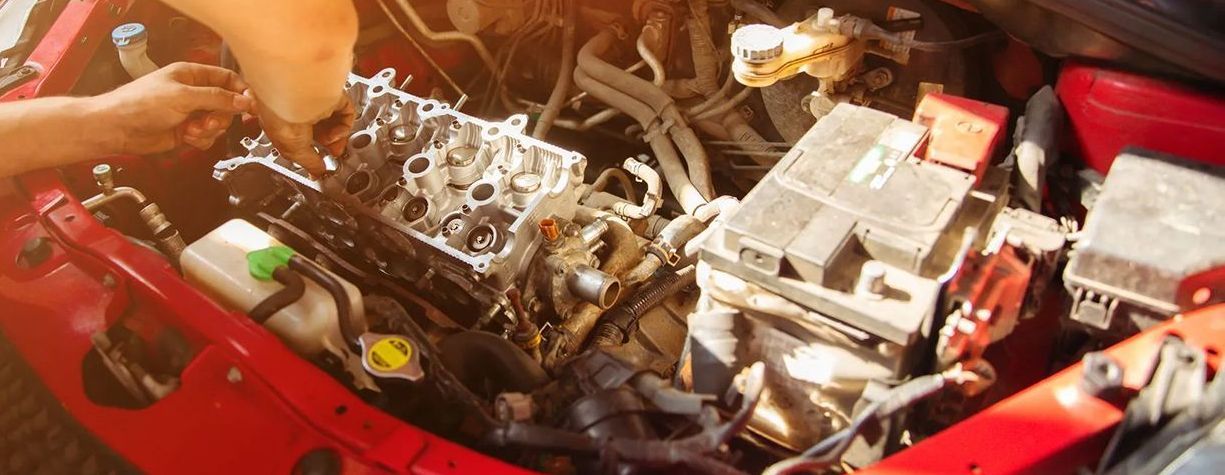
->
(612, 157), (662, 220)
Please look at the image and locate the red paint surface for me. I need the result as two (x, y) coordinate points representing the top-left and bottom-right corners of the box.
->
(866, 304), (1225, 474)
(1057, 62), (1225, 173)
(6, 2), (1225, 474)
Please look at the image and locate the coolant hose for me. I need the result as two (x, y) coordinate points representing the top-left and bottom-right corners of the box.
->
(532, 0), (577, 139)
(248, 267), (305, 323)
(438, 331), (549, 393)
(623, 214), (706, 285)
(487, 362), (766, 474)
(288, 256), (363, 353)
(576, 30), (715, 199)
(573, 68), (708, 215)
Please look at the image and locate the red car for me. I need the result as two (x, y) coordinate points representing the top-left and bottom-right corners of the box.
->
(1, 0), (1222, 473)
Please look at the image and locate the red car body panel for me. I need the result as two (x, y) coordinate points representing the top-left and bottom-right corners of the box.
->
(1057, 62), (1225, 173)
(1, 1), (1222, 473)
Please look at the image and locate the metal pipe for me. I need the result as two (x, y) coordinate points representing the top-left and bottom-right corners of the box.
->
(566, 265), (622, 309)
(636, 32), (666, 87)
(375, 0), (468, 97)
(83, 165), (186, 261)
(690, 86), (754, 122)
(392, 0), (499, 72)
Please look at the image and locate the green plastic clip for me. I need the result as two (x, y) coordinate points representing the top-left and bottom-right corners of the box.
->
(247, 246), (296, 281)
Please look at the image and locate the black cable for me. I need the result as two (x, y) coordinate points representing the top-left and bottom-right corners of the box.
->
(288, 256), (363, 353)
(591, 267), (695, 347)
(763, 373), (950, 475)
(248, 266), (305, 323)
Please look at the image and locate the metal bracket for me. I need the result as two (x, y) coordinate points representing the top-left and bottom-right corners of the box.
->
(0, 65), (38, 96)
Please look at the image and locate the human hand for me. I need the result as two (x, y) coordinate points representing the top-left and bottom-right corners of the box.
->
(255, 93), (356, 176)
(93, 62), (254, 154)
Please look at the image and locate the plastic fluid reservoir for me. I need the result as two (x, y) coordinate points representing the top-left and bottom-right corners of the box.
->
(180, 219), (365, 358)
(111, 23), (159, 79)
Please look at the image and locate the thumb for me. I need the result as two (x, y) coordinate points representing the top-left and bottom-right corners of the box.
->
(178, 86), (255, 114)
(280, 144), (326, 177)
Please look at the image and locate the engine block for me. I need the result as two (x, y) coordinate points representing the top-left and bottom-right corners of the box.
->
(215, 69), (587, 307)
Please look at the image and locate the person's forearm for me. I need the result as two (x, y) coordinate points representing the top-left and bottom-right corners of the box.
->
(160, 0), (358, 123)
(0, 97), (117, 177)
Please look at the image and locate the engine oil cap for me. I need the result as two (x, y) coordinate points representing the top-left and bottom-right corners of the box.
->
(359, 333), (424, 382)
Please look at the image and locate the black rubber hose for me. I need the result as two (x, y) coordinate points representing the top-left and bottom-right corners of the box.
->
(438, 331), (549, 394)
(591, 266), (696, 347)
(531, 0), (577, 139)
(248, 266), (305, 323)
(288, 256), (363, 353)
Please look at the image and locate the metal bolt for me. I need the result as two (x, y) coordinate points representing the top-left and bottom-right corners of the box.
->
(101, 273), (117, 288)
(227, 367), (243, 383)
(93, 163), (115, 194)
(1079, 352), (1123, 398)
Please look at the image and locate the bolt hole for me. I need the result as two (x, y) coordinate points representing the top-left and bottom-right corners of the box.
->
(65, 215), (76, 222)
(470, 182), (495, 202)
(351, 133), (373, 149)
(335, 405), (348, 415)
(488, 126), (500, 135)
(406, 155), (431, 175)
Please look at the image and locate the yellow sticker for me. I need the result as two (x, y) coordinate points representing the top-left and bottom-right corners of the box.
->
(366, 336), (413, 372)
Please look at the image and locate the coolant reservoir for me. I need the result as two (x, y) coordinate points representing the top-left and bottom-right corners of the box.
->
(180, 219), (365, 358)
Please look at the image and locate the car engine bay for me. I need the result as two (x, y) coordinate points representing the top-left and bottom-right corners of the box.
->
(10, 0), (1225, 473)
